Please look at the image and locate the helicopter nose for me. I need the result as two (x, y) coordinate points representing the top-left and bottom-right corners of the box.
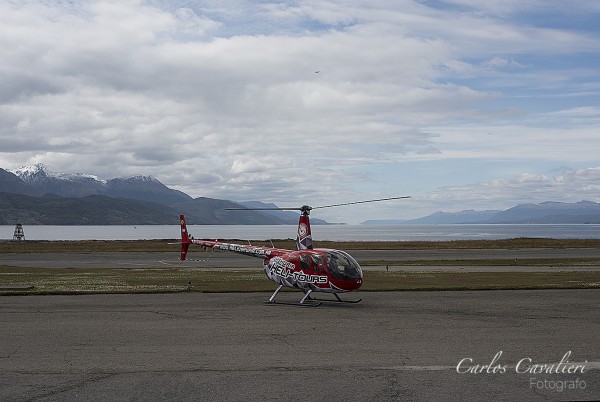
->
(342, 276), (363, 291)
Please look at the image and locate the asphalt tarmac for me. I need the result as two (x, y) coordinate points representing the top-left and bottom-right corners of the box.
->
(2, 250), (600, 400)
(1, 290), (599, 401)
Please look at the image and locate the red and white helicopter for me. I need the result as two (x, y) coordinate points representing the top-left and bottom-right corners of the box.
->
(178, 197), (409, 306)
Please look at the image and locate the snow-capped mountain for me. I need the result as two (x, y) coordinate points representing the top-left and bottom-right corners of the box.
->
(12, 163), (106, 184)
(11, 163), (107, 198)
(10, 163), (191, 205)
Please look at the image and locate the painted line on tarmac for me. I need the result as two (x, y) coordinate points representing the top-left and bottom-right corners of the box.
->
(379, 366), (455, 371)
(380, 362), (600, 371)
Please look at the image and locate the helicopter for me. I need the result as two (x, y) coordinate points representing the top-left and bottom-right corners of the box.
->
(178, 197), (410, 306)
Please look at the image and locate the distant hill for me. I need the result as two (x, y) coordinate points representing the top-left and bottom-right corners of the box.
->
(364, 209), (501, 224)
(172, 198), (294, 225)
(489, 201), (600, 224)
(362, 201), (600, 225)
(104, 176), (192, 206)
(0, 192), (179, 225)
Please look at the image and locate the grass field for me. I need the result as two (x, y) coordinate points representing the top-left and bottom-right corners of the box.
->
(1, 266), (599, 295)
(1, 239), (600, 295)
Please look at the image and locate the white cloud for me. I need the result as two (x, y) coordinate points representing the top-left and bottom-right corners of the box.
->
(0, 0), (599, 222)
(423, 168), (600, 212)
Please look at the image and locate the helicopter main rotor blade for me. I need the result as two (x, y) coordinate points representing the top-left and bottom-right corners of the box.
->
(311, 196), (411, 210)
(224, 207), (303, 211)
(225, 197), (410, 212)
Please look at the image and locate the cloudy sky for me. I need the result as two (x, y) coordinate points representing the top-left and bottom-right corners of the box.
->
(1, 0), (599, 223)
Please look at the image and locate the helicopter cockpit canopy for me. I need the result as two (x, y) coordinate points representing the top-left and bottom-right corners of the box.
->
(326, 250), (362, 280)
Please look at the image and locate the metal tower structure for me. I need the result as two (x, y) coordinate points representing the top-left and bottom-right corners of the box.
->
(13, 223), (25, 241)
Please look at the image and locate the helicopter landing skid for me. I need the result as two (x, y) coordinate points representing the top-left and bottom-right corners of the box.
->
(308, 293), (362, 304)
(265, 286), (323, 307)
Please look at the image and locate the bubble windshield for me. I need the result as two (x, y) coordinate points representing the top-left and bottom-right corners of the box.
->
(326, 250), (362, 280)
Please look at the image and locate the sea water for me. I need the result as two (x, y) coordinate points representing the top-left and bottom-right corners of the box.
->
(1, 224), (600, 241)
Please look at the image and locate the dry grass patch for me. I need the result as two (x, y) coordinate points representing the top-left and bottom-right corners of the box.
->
(1, 266), (599, 295)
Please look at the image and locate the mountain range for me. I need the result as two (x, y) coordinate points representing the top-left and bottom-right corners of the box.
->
(3, 164), (599, 225)
(362, 201), (600, 225)
(0, 164), (317, 225)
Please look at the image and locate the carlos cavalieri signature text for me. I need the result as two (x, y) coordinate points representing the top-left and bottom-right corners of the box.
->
(456, 351), (587, 375)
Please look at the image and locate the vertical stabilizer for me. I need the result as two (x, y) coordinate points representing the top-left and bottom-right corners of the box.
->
(179, 214), (191, 261)
(296, 210), (313, 250)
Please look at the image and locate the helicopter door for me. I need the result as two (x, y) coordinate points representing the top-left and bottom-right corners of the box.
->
(299, 254), (311, 271)
(311, 254), (326, 273)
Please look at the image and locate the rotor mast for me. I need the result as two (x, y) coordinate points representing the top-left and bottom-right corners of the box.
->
(299, 205), (312, 216)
